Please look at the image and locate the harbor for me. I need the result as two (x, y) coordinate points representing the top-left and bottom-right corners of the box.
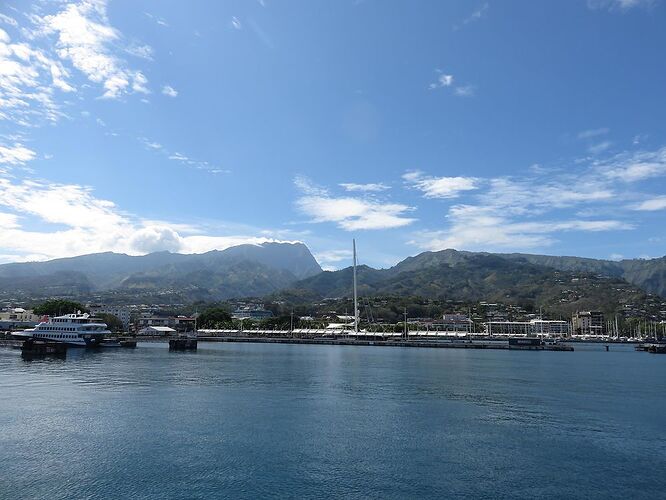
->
(2, 339), (665, 499)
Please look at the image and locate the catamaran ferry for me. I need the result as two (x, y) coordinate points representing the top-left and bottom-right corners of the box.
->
(15, 313), (110, 347)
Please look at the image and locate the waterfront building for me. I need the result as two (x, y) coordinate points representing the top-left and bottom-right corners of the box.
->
(484, 321), (531, 335)
(135, 314), (195, 333)
(0, 308), (40, 330)
(573, 311), (604, 335)
(529, 319), (570, 336)
(432, 314), (473, 332)
(138, 326), (177, 336)
(88, 304), (131, 329)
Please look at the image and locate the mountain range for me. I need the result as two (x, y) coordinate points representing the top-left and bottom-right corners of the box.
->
(0, 244), (665, 313)
(0, 242), (322, 301)
(279, 250), (665, 316)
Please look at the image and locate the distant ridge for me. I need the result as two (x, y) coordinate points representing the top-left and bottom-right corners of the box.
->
(0, 242), (322, 300)
(0, 245), (664, 306)
(273, 249), (666, 315)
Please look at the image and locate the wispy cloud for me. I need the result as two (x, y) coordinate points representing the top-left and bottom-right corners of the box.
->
(339, 182), (390, 192)
(125, 43), (154, 60)
(578, 127), (610, 139)
(144, 12), (169, 27)
(162, 85), (178, 97)
(32, 0), (150, 99)
(410, 203), (631, 252)
(453, 85), (475, 97)
(587, 0), (655, 11)
(0, 172), (290, 262)
(403, 171), (478, 199)
(428, 70), (476, 97)
(0, 13), (18, 27)
(295, 176), (415, 231)
(0, 143), (36, 165)
(454, 2), (489, 30)
(597, 146), (666, 182)
(314, 249), (353, 266)
(632, 196), (666, 211)
(405, 144), (665, 253)
(428, 73), (454, 90)
(138, 137), (228, 174)
(588, 140), (613, 155)
(0, 27), (73, 125)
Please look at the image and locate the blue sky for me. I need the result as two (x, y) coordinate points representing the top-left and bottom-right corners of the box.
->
(0, 0), (665, 269)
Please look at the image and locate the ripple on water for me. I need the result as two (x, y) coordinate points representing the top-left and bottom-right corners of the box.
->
(1, 342), (665, 499)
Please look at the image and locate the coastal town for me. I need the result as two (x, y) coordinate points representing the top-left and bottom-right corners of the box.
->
(2, 298), (664, 341)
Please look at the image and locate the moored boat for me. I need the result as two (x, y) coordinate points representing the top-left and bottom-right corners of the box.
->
(13, 313), (110, 347)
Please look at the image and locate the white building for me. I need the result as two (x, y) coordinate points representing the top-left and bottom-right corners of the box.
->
(529, 319), (570, 336)
(484, 321), (531, 335)
(88, 304), (131, 329)
(0, 308), (40, 329)
(138, 326), (176, 336)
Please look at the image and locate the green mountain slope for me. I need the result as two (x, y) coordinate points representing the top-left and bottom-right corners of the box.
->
(281, 253), (660, 316)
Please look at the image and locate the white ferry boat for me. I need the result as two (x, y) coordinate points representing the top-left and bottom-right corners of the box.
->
(15, 313), (110, 347)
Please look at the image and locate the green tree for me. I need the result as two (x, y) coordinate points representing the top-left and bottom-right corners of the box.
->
(33, 299), (88, 317)
(96, 313), (124, 333)
(197, 307), (233, 329)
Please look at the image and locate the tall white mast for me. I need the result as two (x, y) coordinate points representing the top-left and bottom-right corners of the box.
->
(353, 238), (358, 334)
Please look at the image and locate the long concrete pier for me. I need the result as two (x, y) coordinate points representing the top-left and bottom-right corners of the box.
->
(155, 336), (574, 351)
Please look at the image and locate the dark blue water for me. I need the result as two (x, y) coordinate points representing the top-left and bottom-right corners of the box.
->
(1, 342), (665, 499)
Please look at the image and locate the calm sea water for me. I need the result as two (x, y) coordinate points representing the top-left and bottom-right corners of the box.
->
(1, 342), (665, 499)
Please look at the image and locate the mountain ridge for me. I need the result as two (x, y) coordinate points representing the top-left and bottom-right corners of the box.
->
(0, 242), (322, 300)
(0, 245), (664, 306)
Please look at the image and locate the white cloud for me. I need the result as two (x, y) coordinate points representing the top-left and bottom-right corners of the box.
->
(0, 26), (73, 124)
(403, 171), (478, 199)
(128, 225), (182, 253)
(141, 138), (162, 150)
(599, 146), (666, 182)
(0, 211), (20, 229)
(632, 196), (666, 211)
(138, 137), (227, 174)
(410, 203), (631, 252)
(0, 143), (36, 165)
(33, 0), (150, 99)
(169, 152), (188, 161)
(314, 249), (353, 264)
(429, 73), (454, 90)
(578, 127), (609, 139)
(0, 13), (17, 27)
(126, 43), (153, 60)
(454, 85), (475, 97)
(295, 176), (415, 231)
(458, 3), (489, 27)
(0, 173), (294, 261)
(162, 85), (178, 97)
(339, 182), (390, 192)
(406, 145), (655, 254)
(588, 140), (612, 154)
(428, 71), (475, 96)
(144, 12), (169, 27)
(587, 0), (655, 11)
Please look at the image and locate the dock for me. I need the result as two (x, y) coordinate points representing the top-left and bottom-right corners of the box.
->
(169, 336), (197, 351)
(20, 338), (67, 358)
(192, 336), (574, 351)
